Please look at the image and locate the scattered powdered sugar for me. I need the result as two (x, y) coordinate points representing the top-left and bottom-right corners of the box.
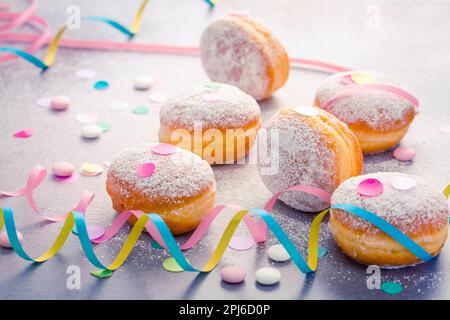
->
(316, 71), (416, 130)
(331, 172), (448, 235)
(200, 16), (271, 100)
(107, 143), (214, 202)
(257, 109), (337, 212)
(159, 83), (260, 130)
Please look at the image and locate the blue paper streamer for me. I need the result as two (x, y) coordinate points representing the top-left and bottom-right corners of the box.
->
(0, 47), (48, 71)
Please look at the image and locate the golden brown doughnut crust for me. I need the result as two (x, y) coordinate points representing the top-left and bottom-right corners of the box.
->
(329, 172), (449, 267)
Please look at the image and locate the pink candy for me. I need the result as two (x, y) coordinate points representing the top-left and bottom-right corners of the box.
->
(50, 96), (71, 111)
(393, 146), (416, 161)
(137, 162), (156, 178)
(357, 178), (384, 197)
(52, 161), (75, 177)
(220, 265), (246, 284)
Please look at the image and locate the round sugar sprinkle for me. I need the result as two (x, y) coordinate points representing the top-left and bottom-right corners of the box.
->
(255, 267), (281, 286)
(267, 244), (290, 262)
(390, 176), (416, 191)
(220, 265), (246, 284)
(81, 124), (103, 139)
(393, 146), (416, 161)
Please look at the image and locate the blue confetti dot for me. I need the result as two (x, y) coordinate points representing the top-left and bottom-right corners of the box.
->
(93, 80), (109, 90)
(318, 246), (327, 258)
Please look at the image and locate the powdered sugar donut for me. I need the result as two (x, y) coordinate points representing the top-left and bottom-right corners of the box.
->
(159, 82), (262, 165)
(314, 71), (417, 154)
(200, 14), (289, 101)
(330, 172), (448, 267)
(257, 107), (363, 212)
(106, 143), (216, 234)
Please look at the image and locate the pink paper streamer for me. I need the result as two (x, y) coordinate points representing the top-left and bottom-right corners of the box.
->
(0, 166), (94, 221)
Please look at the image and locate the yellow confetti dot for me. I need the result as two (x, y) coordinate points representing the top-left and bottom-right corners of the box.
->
(351, 72), (374, 85)
(80, 162), (103, 176)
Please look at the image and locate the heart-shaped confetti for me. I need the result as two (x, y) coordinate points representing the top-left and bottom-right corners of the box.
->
(203, 93), (222, 102)
(13, 129), (33, 138)
(351, 72), (374, 85)
(93, 80), (109, 90)
(228, 235), (254, 251)
(75, 113), (99, 124)
(151, 143), (177, 156)
(390, 176), (416, 191)
(294, 106), (319, 117)
(357, 178), (384, 197)
(137, 162), (156, 178)
(393, 146), (416, 161)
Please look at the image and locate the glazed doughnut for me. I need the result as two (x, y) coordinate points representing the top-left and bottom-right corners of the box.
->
(257, 106), (363, 212)
(106, 143), (216, 235)
(159, 82), (262, 165)
(314, 71), (417, 154)
(330, 172), (449, 268)
(200, 13), (289, 101)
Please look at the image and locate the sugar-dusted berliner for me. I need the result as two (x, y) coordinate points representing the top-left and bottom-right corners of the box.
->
(200, 13), (289, 101)
(106, 143), (216, 235)
(314, 71), (418, 154)
(257, 106), (363, 212)
(159, 82), (262, 165)
(330, 172), (449, 267)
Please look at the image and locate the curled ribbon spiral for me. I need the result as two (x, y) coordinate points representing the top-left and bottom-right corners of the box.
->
(0, 0), (351, 73)
(1, 167), (448, 278)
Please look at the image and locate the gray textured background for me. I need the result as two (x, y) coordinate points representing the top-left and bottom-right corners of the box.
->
(1, 0), (450, 300)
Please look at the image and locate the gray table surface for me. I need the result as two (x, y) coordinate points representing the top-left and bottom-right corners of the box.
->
(1, 0), (450, 300)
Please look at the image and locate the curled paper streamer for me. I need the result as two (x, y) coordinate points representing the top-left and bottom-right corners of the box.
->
(1, 168), (446, 278)
(0, 0), (350, 73)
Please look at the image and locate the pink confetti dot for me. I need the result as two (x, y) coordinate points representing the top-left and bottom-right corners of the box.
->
(0, 230), (23, 248)
(220, 265), (246, 284)
(390, 176), (416, 191)
(203, 93), (222, 102)
(137, 162), (156, 178)
(35, 97), (51, 108)
(228, 236), (254, 251)
(87, 225), (105, 240)
(357, 178), (384, 197)
(440, 125), (450, 135)
(13, 129), (33, 138)
(393, 146), (416, 161)
(151, 143), (177, 156)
